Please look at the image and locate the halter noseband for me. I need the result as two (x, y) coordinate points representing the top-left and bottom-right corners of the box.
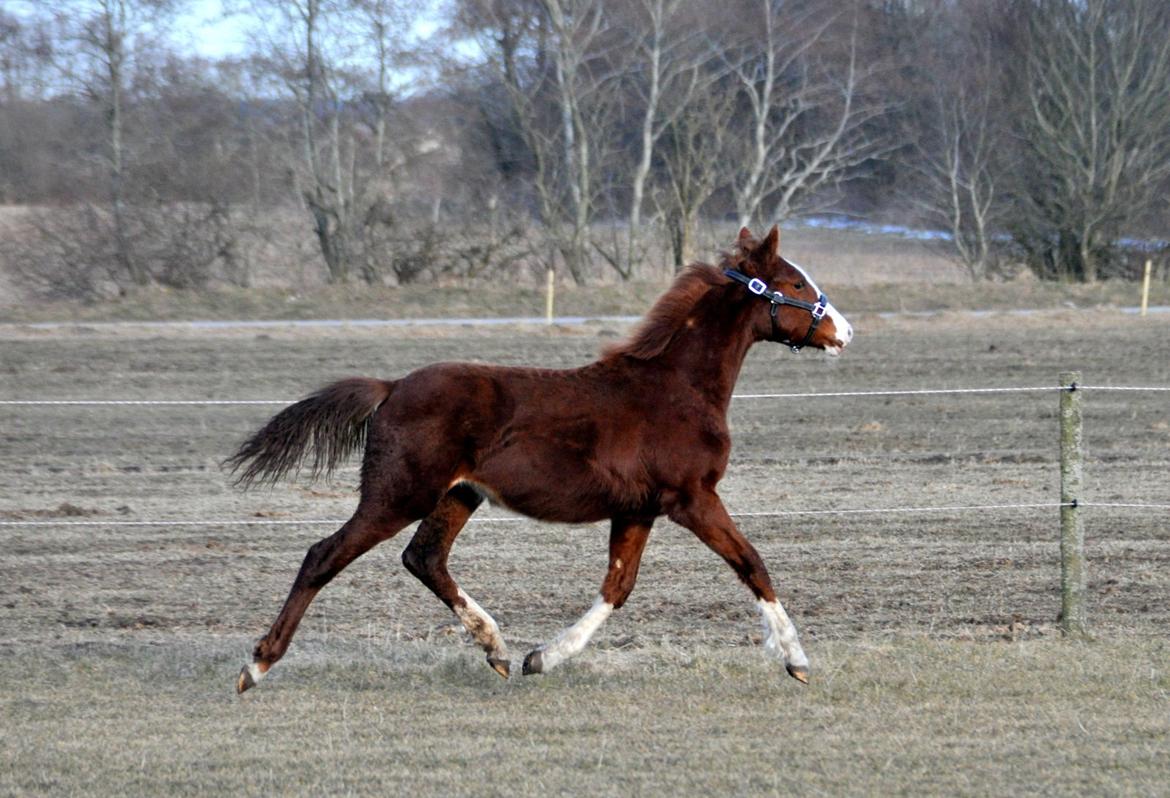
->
(723, 269), (828, 353)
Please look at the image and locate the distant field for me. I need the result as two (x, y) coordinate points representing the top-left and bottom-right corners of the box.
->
(1, 217), (1167, 323)
(2, 309), (1168, 795)
(1, 270), (1167, 325)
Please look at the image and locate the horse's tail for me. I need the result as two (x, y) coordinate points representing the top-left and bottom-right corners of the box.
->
(226, 377), (395, 488)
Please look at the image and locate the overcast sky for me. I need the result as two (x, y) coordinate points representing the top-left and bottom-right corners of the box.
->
(176, 0), (248, 58)
(10, 1), (446, 61)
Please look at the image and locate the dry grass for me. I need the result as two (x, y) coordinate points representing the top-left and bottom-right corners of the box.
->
(0, 222), (1167, 323)
(1, 274), (1167, 325)
(2, 637), (1167, 796)
(2, 304), (1169, 796)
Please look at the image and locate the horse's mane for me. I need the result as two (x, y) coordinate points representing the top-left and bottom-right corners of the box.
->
(601, 263), (734, 361)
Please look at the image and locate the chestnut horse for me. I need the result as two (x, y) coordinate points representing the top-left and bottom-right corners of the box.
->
(230, 226), (852, 693)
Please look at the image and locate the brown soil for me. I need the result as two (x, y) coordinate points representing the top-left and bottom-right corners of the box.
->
(2, 310), (1167, 652)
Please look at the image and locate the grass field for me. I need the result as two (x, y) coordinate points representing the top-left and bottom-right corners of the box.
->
(3, 638), (1167, 796)
(2, 293), (1169, 794)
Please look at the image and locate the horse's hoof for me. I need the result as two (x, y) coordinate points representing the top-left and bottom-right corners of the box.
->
(488, 656), (511, 679)
(522, 649), (544, 676)
(236, 662), (267, 694)
(786, 663), (809, 685)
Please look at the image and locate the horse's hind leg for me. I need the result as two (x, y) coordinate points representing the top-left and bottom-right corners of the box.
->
(401, 483), (511, 678)
(667, 490), (809, 684)
(237, 506), (411, 693)
(523, 516), (653, 675)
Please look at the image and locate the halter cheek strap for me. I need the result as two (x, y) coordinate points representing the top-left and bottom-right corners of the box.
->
(723, 268), (828, 353)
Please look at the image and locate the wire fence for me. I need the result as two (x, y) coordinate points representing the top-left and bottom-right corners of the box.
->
(3, 384), (1169, 406)
(1, 381), (1167, 530)
(3, 500), (1169, 529)
(3, 499), (1169, 530)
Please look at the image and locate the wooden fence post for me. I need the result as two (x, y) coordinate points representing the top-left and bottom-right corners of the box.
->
(1059, 371), (1087, 637)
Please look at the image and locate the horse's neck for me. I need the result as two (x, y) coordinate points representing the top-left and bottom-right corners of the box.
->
(658, 311), (756, 408)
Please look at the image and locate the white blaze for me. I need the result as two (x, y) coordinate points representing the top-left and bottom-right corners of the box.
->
(789, 260), (852, 347)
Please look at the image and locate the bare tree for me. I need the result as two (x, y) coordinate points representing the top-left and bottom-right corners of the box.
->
(1013, 0), (1170, 281)
(23, 0), (1169, 298)
(0, 10), (56, 103)
(353, 0), (415, 283)
(62, 0), (183, 287)
(245, 0), (419, 284)
(655, 71), (736, 269)
(459, 2), (543, 276)
(593, 0), (709, 278)
(265, 0), (356, 282)
(541, 0), (620, 284)
(722, 0), (893, 228)
(0, 12), (59, 202)
(907, 6), (1007, 280)
(0, 0), (253, 299)
(458, 0), (619, 285)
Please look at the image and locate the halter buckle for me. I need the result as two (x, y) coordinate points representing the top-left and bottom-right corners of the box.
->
(747, 277), (768, 296)
(812, 300), (827, 320)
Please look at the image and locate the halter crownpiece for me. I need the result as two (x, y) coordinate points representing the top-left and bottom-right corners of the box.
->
(723, 268), (828, 352)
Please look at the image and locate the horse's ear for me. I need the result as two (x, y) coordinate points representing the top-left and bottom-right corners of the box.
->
(760, 224), (780, 257)
(737, 226), (753, 243)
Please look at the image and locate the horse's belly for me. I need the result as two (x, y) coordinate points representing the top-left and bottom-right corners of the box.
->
(465, 424), (652, 523)
(458, 474), (634, 525)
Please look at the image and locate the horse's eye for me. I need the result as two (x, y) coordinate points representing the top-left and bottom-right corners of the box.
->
(794, 281), (805, 290)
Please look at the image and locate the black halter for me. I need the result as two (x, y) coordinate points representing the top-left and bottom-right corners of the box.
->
(724, 268), (828, 352)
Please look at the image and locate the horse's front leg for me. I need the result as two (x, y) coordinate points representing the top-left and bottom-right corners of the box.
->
(523, 516), (653, 675)
(667, 490), (809, 684)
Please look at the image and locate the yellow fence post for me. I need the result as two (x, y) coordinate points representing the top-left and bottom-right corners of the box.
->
(1140, 259), (1152, 317)
(545, 268), (555, 325)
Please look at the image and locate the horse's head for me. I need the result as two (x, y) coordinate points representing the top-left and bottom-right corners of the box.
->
(726, 225), (853, 355)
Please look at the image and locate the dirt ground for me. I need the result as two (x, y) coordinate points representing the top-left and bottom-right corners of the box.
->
(2, 309), (1169, 795)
